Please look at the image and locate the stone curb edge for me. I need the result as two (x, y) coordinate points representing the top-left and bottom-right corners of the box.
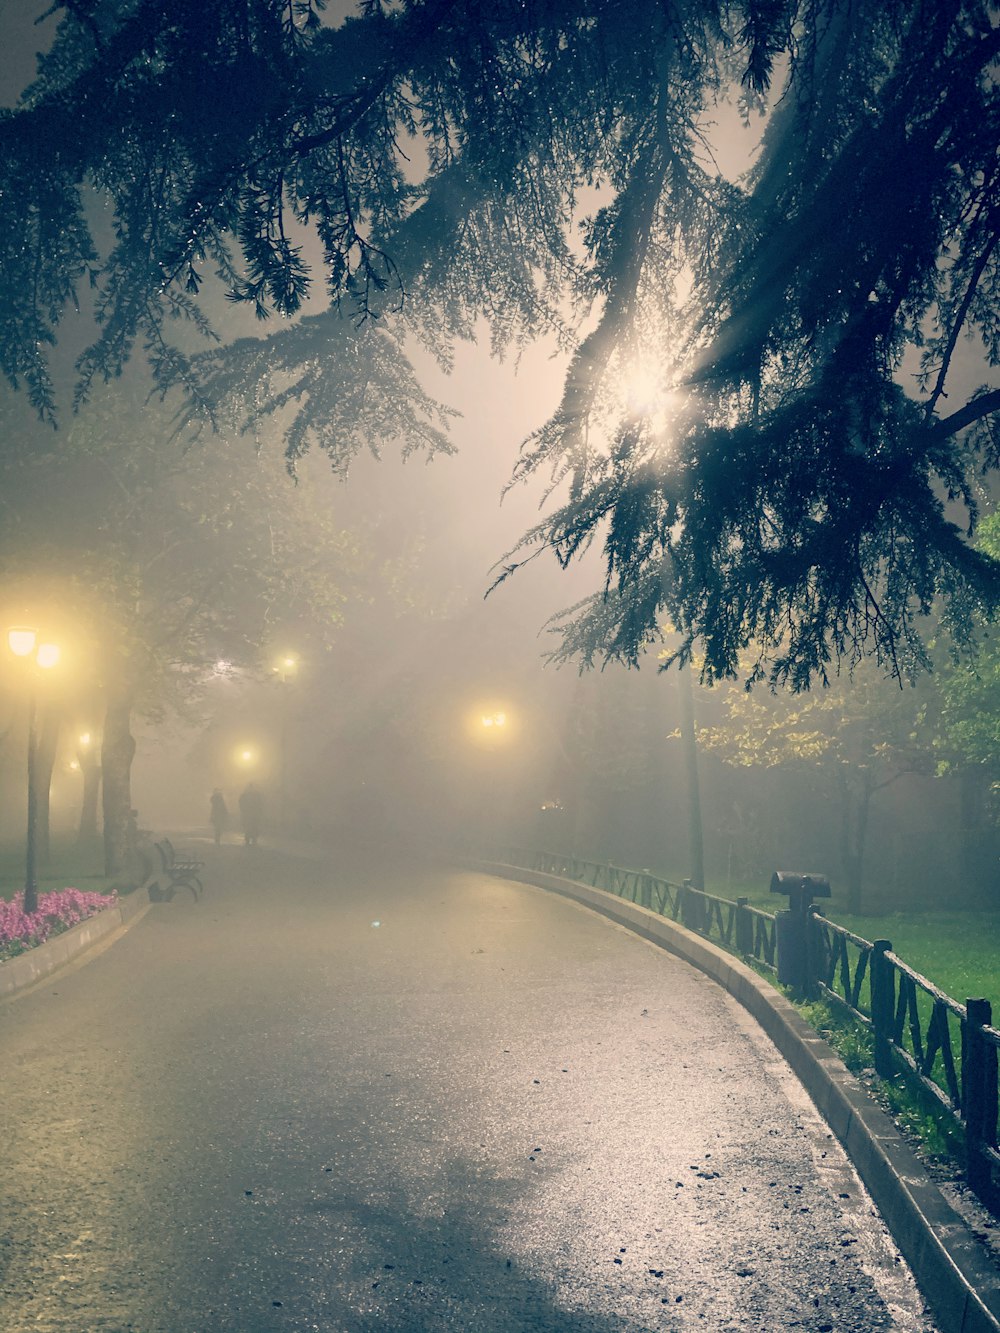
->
(466, 858), (1000, 1333)
(0, 881), (154, 1002)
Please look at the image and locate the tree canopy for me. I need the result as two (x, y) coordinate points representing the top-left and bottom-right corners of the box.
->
(3, 0), (1000, 685)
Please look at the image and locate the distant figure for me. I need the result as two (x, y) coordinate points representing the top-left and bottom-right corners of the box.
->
(239, 782), (264, 847)
(209, 788), (229, 845)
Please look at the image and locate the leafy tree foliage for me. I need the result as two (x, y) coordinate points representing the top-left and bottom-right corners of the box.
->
(0, 379), (393, 872)
(934, 515), (1000, 813)
(3, 0), (1000, 683)
(695, 659), (938, 910)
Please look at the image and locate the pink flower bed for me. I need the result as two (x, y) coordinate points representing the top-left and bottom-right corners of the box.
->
(0, 888), (118, 962)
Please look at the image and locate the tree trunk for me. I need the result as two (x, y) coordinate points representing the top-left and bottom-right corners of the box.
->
(102, 694), (136, 879)
(677, 664), (705, 889)
(838, 766), (874, 915)
(34, 707), (60, 865)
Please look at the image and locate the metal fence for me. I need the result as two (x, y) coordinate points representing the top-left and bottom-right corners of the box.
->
(487, 846), (1000, 1205)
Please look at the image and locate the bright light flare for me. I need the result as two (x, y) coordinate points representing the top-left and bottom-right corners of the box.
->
(466, 703), (516, 747)
(36, 642), (60, 670)
(618, 359), (687, 439)
(7, 627), (37, 657)
(272, 651), (299, 681)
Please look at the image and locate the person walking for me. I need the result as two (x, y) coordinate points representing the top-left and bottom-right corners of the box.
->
(209, 788), (229, 845)
(238, 782), (264, 847)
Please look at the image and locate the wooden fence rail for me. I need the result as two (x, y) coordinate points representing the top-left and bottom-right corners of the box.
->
(486, 845), (999, 1206)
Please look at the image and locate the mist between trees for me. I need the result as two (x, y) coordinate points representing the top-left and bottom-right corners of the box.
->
(0, 1), (999, 895)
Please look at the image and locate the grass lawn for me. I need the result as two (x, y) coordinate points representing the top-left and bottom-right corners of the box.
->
(826, 909), (1000, 1011)
(0, 835), (118, 903)
(648, 863), (1000, 1010)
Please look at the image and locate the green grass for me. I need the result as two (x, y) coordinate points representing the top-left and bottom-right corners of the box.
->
(0, 835), (118, 902)
(796, 995), (963, 1164)
(828, 910), (1000, 1009)
(689, 865), (1000, 1009)
(581, 854), (990, 1169)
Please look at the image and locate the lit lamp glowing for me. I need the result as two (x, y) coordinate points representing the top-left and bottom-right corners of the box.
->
(467, 703), (515, 849)
(8, 627), (36, 658)
(7, 626), (62, 913)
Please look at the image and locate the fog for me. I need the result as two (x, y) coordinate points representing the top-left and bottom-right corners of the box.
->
(0, 0), (996, 921)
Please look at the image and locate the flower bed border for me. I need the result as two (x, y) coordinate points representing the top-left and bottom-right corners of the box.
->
(0, 884), (153, 1000)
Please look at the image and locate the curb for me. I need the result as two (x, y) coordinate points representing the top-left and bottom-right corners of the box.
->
(467, 859), (1000, 1333)
(0, 881), (154, 1002)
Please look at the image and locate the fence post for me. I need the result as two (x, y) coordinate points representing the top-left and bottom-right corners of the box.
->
(735, 897), (753, 957)
(775, 907), (807, 995)
(870, 940), (894, 1079)
(803, 908), (822, 998)
(964, 997), (998, 1203)
(681, 879), (705, 933)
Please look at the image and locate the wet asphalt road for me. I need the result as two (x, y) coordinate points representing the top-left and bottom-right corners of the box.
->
(0, 841), (938, 1333)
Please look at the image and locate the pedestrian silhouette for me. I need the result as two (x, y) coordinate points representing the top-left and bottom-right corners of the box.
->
(239, 783), (264, 847)
(209, 788), (228, 845)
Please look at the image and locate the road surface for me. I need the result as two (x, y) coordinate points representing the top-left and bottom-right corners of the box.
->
(0, 840), (938, 1332)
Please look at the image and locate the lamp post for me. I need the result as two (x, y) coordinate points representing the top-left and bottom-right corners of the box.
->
(273, 653), (298, 830)
(76, 729), (101, 845)
(7, 627), (61, 914)
(476, 706), (512, 850)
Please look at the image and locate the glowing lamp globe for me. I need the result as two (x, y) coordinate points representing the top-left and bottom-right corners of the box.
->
(36, 642), (61, 670)
(8, 627), (37, 657)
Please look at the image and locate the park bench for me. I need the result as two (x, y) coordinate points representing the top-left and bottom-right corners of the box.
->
(150, 838), (204, 901)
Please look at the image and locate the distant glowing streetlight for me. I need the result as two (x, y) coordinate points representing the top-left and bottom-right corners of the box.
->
(74, 728), (102, 845)
(272, 652), (299, 683)
(272, 652), (299, 828)
(7, 625), (62, 913)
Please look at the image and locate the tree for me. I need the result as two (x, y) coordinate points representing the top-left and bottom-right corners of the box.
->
(1, 1), (999, 685)
(695, 662), (937, 912)
(932, 513), (1000, 826)
(0, 378), (388, 875)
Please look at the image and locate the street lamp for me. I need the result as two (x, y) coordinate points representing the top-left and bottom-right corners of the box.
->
(273, 652), (299, 829)
(468, 703), (515, 849)
(7, 627), (61, 913)
(76, 729), (101, 845)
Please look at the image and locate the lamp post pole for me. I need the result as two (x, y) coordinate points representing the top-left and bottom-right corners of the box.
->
(8, 628), (61, 914)
(274, 654), (298, 831)
(24, 688), (39, 910)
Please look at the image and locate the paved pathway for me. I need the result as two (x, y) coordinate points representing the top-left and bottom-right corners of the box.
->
(0, 841), (938, 1332)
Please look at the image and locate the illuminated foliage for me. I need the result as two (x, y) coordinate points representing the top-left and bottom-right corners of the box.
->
(2, 0), (1000, 683)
